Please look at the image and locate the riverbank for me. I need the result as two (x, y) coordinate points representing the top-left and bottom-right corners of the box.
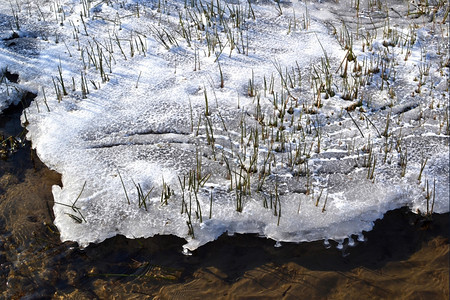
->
(1, 145), (448, 298)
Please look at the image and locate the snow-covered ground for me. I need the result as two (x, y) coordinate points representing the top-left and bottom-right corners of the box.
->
(0, 0), (448, 251)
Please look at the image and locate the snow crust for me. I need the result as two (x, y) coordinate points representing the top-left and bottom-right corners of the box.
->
(0, 0), (448, 251)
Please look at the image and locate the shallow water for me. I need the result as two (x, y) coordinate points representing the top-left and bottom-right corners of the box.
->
(1, 103), (449, 298)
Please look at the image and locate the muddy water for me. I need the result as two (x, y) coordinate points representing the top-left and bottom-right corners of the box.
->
(0, 103), (448, 299)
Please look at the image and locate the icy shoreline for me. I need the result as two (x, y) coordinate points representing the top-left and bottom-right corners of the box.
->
(1, 0), (448, 251)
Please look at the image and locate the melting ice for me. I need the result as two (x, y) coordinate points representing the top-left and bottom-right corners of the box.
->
(0, 0), (448, 251)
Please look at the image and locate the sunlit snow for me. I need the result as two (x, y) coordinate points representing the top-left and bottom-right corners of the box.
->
(0, 0), (448, 251)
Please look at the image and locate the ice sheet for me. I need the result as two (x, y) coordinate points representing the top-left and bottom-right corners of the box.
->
(0, 0), (448, 251)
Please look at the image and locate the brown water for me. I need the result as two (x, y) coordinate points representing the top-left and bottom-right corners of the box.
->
(0, 101), (448, 299)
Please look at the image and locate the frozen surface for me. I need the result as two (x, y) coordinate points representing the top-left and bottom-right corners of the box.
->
(0, 67), (25, 112)
(0, 0), (448, 251)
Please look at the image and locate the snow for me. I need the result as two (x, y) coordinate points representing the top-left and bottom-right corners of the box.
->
(0, 0), (448, 251)
(0, 77), (23, 112)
